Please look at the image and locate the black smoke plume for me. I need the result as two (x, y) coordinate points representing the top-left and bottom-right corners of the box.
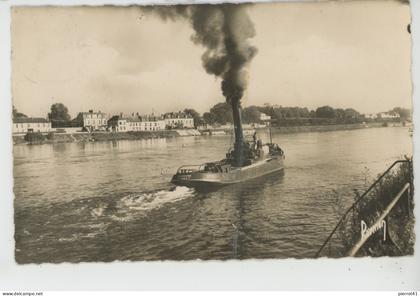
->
(142, 4), (257, 107)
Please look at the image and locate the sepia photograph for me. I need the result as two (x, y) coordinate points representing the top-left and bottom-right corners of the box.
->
(11, 0), (414, 264)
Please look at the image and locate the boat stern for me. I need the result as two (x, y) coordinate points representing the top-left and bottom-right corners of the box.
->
(171, 165), (201, 186)
(171, 164), (229, 188)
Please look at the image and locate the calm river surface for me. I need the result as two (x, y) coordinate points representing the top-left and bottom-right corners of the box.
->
(14, 126), (412, 263)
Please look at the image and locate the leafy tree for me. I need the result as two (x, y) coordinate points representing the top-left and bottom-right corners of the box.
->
(310, 110), (316, 118)
(48, 103), (71, 127)
(296, 107), (311, 118)
(392, 107), (411, 120)
(242, 106), (261, 124)
(12, 105), (28, 119)
(256, 105), (312, 121)
(335, 108), (346, 120)
(327, 108), (360, 123)
(184, 108), (204, 127)
(208, 102), (233, 125)
(203, 103), (367, 126)
(316, 106), (336, 118)
(344, 108), (360, 119)
(24, 131), (45, 143)
(203, 112), (217, 125)
(257, 104), (275, 119)
(272, 108), (285, 121)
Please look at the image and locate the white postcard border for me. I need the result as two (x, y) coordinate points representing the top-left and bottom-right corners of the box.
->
(0, 0), (419, 291)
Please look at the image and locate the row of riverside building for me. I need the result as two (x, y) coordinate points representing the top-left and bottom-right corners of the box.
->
(12, 110), (194, 134)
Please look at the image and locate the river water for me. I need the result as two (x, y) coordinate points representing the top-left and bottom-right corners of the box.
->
(13, 126), (412, 263)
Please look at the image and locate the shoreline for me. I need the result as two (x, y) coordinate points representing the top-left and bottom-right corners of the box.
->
(271, 122), (396, 134)
(13, 122), (406, 145)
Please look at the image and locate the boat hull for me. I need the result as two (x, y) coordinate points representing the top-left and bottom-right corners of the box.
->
(171, 156), (284, 188)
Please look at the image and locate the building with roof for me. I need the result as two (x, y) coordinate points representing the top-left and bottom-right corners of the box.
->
(107, 115), (128, 132)
(364, 113), (378, 119)
(163, 112), (194, 129)
(107, 114), (165, 132)
(13, 117), (51, 134)
(259, 112), (271, 122)
(378, 112), (400, 119)
(73, 110), (108, 131)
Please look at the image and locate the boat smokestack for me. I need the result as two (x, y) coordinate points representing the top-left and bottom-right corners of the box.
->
(231, 100), (245, 167)
(143, 4), (257, 167)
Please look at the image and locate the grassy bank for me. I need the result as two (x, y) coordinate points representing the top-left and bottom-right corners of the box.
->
(329, 160), (414, 257)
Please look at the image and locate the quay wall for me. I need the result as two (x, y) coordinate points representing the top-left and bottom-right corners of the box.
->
(13, 130), (180, 145)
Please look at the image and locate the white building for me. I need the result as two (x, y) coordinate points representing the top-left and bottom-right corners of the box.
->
(378, 112), (400, 119)
(364, 113), (378, 119)
(108, 114), (165, 132)
(259, 112), (271, 122)
(107, 116), (127, 132)
(163, 112), (194, 129)
(259, 112), (271, 126)
(13, 118), (52, 134)
(74, 110), (108, 131)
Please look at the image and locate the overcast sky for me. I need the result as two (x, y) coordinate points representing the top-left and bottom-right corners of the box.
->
(12, 0), (412, 118)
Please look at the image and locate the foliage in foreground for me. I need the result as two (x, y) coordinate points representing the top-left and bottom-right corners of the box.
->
(330, 160), (414, 257)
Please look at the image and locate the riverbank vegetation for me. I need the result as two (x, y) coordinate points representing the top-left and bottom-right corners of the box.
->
(23, 131), (46, 144)
(201, 102), (411, 127)
(15, 121), (406, 146)
(14, 102), (411, 129)
(330, 159), (414, 257)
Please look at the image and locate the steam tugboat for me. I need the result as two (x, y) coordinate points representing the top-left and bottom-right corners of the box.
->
(171, 100), (285, 188)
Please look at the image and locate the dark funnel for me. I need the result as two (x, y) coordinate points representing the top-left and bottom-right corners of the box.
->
(231, 100), (245, 167)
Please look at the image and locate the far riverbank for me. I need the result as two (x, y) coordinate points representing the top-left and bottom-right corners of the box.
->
(271, 122), (396, 134)
(13, 122), (406, 145)
(13, 130), (182, 145)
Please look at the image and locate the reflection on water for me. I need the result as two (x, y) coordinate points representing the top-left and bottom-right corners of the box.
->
(13, 126), (412, 262)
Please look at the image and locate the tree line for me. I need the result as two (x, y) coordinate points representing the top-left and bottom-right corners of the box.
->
(13, 103), (72, 128)
(190, 103), (411, 127)
(13, 103), (412, 128)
